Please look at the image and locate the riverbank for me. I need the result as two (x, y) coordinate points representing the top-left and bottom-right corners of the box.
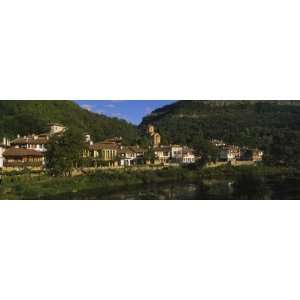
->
(0, 167), (199, 199)
(1, 164), (300, 199)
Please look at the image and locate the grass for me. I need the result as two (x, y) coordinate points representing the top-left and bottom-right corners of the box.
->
(1, 164), (300, 199)
(0, 167), (199, 199)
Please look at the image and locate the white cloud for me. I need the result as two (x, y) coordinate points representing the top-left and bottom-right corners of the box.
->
(81, 104), (93, 111)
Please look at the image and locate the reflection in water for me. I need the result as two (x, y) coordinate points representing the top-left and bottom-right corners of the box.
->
(53, 177), (300, 200)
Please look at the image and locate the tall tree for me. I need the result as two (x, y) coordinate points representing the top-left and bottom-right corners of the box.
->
(45, 128), (85, 176)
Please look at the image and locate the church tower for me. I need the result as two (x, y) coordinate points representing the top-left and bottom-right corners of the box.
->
(148, 125), (155, 136)
(147, 124), (161, 147)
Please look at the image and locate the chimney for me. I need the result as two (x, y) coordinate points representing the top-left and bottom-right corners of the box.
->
(3, 137), (6, 145)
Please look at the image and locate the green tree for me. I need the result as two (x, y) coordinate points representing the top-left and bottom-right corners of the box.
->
(144, 149), (156, 164)
(193, 138), (219, 169)
(45, 128), (85, 176)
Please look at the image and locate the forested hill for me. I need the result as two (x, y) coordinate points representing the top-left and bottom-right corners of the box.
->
(0, 101), (139, 144)
(140, 100), (300, 151)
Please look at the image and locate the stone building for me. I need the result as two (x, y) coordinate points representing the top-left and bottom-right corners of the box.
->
(48, 123), (66, 135)
(147, 124), (161, 147)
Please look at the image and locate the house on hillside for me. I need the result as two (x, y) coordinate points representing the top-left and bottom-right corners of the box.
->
(48, 123), (66, 135)
(9, 123), (68, 153)
(10, 134), (49, 152)
(89, 142), (119, 167)
(170, 145), (183, 163)
(182, 146), (195, 164)
(219, 145), (241, 161)
(118, 146), (146, 167)
(3, 148), (44, 170)
(154, 146), (171, 164)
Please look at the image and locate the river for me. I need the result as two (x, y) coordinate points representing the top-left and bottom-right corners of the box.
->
(54, 178), (300, 199)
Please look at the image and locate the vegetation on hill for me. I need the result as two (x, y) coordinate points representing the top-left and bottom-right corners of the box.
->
(140, 100), (300, 167)
(0, 101), (139, 144)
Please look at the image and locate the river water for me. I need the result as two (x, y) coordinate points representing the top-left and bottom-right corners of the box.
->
(54, 178), (300, 200)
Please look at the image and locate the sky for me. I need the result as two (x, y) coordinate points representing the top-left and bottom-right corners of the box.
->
(75, 100), (176, 125)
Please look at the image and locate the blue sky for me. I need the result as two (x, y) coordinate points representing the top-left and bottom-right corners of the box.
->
(75, 100), (176, 125)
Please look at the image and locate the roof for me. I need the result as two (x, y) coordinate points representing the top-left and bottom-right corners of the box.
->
(11, 136), (49, 145)
(118, 146), (146, 155)
(118, 147), (135, 155)
(3, 148), (43, 157)
(90, 142), (120, 150)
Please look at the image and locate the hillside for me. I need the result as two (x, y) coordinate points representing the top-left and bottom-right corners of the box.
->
(140, 100), (300, 152)
(0, 101), (139, 144)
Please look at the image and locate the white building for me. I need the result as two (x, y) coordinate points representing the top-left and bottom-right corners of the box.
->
(154, 146), (171, 164)
(10, 134), (49, 152)
(118, 146), (145, 166)
(49, 123), (66, 135)
(219, 146), (240, 161)
(182, 147), (195, 164)
(0, 138), (10, 169)
(170, 145), (183, 162)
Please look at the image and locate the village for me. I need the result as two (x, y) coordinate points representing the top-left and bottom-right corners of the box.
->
(0, 123), (263, 172)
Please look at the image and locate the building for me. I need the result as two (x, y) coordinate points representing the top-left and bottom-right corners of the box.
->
(10, 134), (49, 152)
(154, 146), (171, 164)
(0, 138), (10, 169)
(147, 125), (161, 147)
(118, 146), (146, 167)
(170, 145), (183, 162)
(3, 148), (44, 170)
(89, 142), (119, 167)
(181, 146), (195, 164)
(48, 123), (66, 135)
(219, 145), (241, 161)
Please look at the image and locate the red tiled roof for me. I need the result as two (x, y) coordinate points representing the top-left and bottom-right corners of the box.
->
(3, 148), (43, 157)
